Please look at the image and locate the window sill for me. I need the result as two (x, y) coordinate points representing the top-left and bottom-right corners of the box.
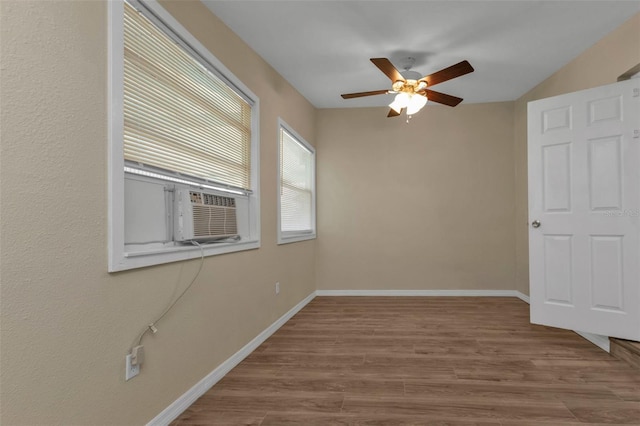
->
(110, 239), (260, 272)
(277, 233), (316, 245)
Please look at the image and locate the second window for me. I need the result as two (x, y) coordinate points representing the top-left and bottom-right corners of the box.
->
(278, 120), (316, 244)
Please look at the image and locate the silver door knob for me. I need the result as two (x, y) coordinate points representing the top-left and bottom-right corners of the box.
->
(532, 220), (541, 228)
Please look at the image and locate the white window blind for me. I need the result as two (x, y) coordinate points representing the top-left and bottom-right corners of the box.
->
(280, 128), (314, 233)
(123, 1), (252, 190)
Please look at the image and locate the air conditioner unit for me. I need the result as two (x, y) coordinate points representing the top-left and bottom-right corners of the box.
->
(174, 188), (239, 242)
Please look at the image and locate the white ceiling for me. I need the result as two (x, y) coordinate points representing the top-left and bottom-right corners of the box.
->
(202, 1), (639, 109)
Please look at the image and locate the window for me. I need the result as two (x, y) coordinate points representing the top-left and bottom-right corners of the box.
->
(123, 0), (252, 190)
(108, 0), (260, 271)
(277, 119), (316, 244)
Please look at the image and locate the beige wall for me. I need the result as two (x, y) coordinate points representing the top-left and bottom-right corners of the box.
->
(2, 1), (638, 423)
(316, 103), (516, 291)
(0, 1), (316, 424)
(514, 12), (640, 296)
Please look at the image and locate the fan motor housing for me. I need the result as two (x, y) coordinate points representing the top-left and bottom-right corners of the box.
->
(400, 70), (422, 80)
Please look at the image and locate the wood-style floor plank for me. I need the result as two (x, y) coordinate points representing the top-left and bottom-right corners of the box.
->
(171, 297), (640, 425)
(341, 395), (577, 421)
(261, 412), (502, 425)
(564, 400), (640, 424)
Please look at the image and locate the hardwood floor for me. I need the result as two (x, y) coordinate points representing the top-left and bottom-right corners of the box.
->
(172, 297), (640, 425)
(611, 338), (640, 369)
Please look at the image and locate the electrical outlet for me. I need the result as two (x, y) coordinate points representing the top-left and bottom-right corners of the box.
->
(275, 282), (280, 295)
(125, 354), (140, 381)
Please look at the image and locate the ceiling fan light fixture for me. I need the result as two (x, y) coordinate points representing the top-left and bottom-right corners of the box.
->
(389, 92), (411, 113)
(406, 94), (428, 115)
(340, 57), (473, 117)
(389, 101), (402, 114)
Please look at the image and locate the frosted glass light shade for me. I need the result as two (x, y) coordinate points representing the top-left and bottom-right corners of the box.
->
(389, 92), (411, 113)
(406, 94), (428, 115)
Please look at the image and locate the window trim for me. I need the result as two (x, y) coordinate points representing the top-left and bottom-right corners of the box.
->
(108, 0), (260, 272)
(277, 118), (316, 245)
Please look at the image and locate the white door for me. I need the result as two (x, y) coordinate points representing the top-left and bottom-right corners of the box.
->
(528, 78), (640, 340)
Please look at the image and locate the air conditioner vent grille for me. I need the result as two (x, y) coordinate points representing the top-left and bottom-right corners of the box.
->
(191, 204), (237, 238)
(176, 189), (239, 241)
(190, 191), (236, 207)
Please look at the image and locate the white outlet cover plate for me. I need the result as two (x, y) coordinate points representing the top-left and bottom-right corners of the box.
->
(125, 354), (140, 381)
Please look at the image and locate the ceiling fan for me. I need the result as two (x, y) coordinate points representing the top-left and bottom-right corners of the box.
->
(341, 57), (474, 118)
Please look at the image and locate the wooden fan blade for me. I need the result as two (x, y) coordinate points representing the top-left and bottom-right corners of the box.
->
(423, 89), (463, 107)
(341, 89), (389, 99)
(387, 108), (402, 117)
(370, 58), (406, 83)
(422, 60), (474, 87)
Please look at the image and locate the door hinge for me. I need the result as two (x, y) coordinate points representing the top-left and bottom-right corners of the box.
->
(634, 129), (640, 139)
(633, 88), (640, 98)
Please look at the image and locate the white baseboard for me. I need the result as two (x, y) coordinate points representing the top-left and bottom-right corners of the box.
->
(515, 291), (530, 304)
(316, 289), (521, 297)
(146, 291), (316, 426)
(574, 330), (610, 352)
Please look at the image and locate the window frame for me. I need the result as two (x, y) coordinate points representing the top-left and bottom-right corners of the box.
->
(277, 118), (316, 245)
(108, 0), (260, 272)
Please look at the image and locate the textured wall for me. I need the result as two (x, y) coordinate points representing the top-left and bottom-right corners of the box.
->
(316, 103), (516, 291)
(2, 1), (639, 423)
(0, 1), (316, 424)
(514, 12), (640, 296)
